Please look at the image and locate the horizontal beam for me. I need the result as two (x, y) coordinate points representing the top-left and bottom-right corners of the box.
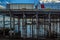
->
(0, 9), (60, 14)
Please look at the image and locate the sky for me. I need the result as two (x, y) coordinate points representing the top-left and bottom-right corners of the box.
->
(0, 0), (60, 9)
(0, 0), (39, 8)
(0, 0), (60, 5)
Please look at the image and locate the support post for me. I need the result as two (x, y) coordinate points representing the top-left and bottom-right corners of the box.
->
(36, 13), (39, 39)
(48, 13), (51, 38)
(22, 13), (24, 37)
(59, 16), (60, 37)
(30, 18), (31, 37)
(13, 14), (15, 30)
(25, 15), (27, 38)
(32, 17), (33, 38)
(22, 12), (27, 38)
(18, 15), (21, 38)
(3, 14), (5, 36)
(10, 12), (12, 30)
(18, 16), (20, 33)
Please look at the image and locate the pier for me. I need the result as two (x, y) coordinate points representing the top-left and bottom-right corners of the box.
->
(0, 9), (60, 40)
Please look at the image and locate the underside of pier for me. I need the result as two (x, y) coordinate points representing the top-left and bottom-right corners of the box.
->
(0, 9), (60, 40)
